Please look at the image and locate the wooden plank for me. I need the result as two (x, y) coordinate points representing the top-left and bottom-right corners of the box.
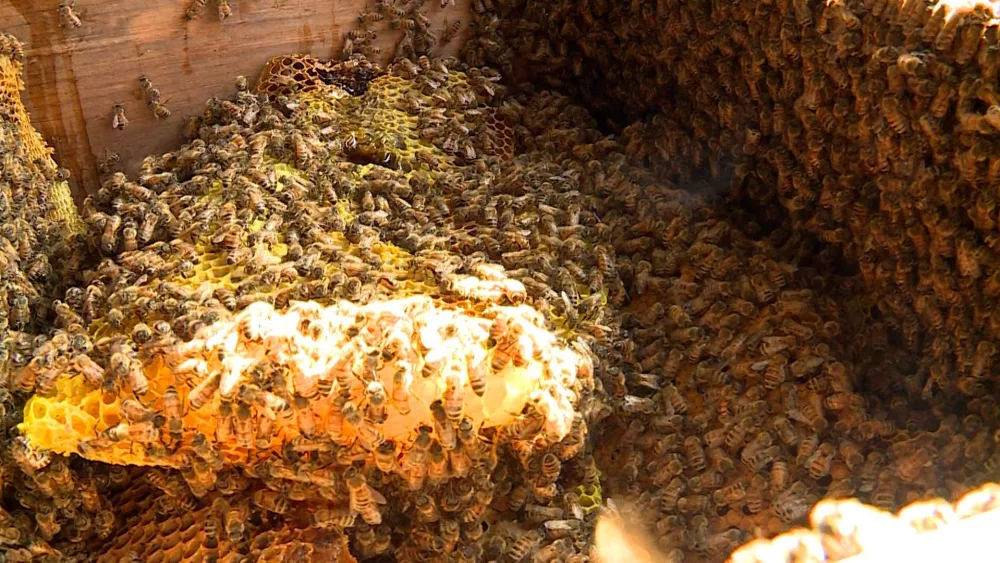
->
(0, 0), (470, 200)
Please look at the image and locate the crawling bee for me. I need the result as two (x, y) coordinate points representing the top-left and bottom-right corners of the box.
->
(440, 19), (463, 45)
(104, 420), (159, 444)
(160, 385), (182, 438)
(359, 10), (384, 26)
(347, 467), (386, 525)
(185, 0), (207, 20)
(218, 0), (232, 20)
(59, 1), (82, 28)
(112, 103), (128, 130)
(252, 489), (290, 514)
(149, 100), (172, 119)
(507, 529), (542, 562)
(97, 150), (121, 174)
(139, 75), (160, 102)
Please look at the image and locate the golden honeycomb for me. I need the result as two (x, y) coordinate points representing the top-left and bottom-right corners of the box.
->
(0, 40), (81, 234)
(5, 44), (608, 561)
(255, 54), (382, 98)
(96, 480), (357, 563)
(20, 295), (586, 468)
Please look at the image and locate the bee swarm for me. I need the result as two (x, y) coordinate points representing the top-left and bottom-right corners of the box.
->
(3, 44), (611, 562)
(4, 0), (1000, 559)
(730, 481), (1000, 562)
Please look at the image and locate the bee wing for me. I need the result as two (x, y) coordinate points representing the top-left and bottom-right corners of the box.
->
(368, 486), (387, 505)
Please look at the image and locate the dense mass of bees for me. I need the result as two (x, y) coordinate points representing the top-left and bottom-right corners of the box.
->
(730, 481), (1000, 562)
(1, 31), (617, 561)
(485, 0), (1000, 412)
(3, 0), (1000, 559)
(460, 0), (1000, 560)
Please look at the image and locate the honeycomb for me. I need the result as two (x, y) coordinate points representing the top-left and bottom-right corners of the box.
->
(7, 47), (610, 561)
(96, 480), (357, 563)
(259, 53), (513, 165)
(255, 54), (383, 98)
(20, 296), (586, 468)
(0, 38), (82, 234)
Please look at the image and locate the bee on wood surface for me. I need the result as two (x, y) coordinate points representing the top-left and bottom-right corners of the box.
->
(59, 1), (82, 28)
(112, 103), (128, 130)
(185, 0), (207, 20)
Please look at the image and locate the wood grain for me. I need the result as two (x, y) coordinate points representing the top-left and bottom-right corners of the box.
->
(0, 0), (470, 200)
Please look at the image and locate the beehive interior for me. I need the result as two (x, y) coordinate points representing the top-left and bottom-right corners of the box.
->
(3, 0), (1000, 561)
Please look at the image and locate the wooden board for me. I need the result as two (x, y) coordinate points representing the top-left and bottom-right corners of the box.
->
(1, 0), (470, 200)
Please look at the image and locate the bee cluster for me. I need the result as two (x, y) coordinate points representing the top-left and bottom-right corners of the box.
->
(731, 481), (1000, 562)
(0, 45), (636, 561)
(450, 0), (1000, 560)
(6, 0), (1000, 558)
(345, 0), (466, 62)
(0, 33), (118, 562)
(95, 471), (356, 562)
(474, 0), (1000, 407)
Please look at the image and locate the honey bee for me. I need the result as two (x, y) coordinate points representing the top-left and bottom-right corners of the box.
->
(365, 380), (388, 424)
(532, 452), (559, 483)
(507, 530), (542, 562)
(240, 385), (290, 420)
(366, 439), (396, 474)
(120, 397), (156, 424)
(414, 150), (440, 170)
(101, 213), (122, 253)
(384, 363), (412, 416)
(158, 384), (182, 437)
(105, 420), (159, 443)
(138, 212), (158, 244)
(441, 370), (467, 422)
(138, 76), (160, 104)
(392, 17), (417, 31)
(310, 505), (355, 529)
(344, 400), (385, 450)
(441, 19), (462, 44)
(794, 431), (820, 467)
(772, 416), (800, 447)
(221, 499), (249, 541)
(252, 489), (289, 514)
(427, 441), (451, 484)
(112, 103), (128, 130)
(684, 435), (707, 472)
(359, 10), (384, 25)
(457, 416), (487, 460)
(347, 468), (386, 525)
(807, 443), (837, 480)
(149, 100), (172, 119)
(185, 0), (207, 19)
(126, 359), (149, 396)
(183, 456), (217, 497)
(409, 493), (441, 524)
(713, 481), (747, 506)
(59, 1), (82, 28)
(187, 370), (219, 410)
(218, 0), (232, 20)
(341, 36), (355, 59)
